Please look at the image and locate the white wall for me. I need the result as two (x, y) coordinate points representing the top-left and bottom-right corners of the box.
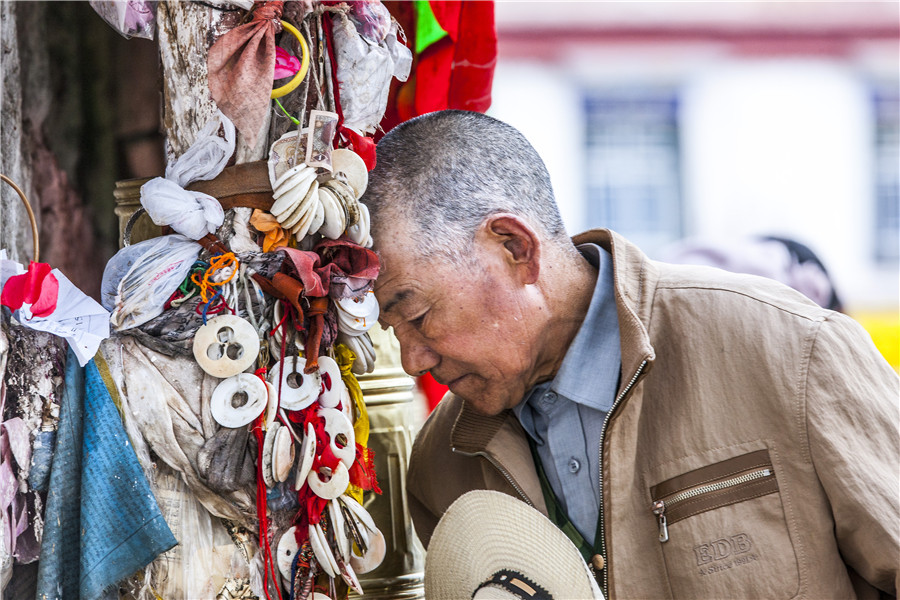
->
(489, 61), (586, 234)
(491, 55), (898, 310)
(680, 60), (895, 308)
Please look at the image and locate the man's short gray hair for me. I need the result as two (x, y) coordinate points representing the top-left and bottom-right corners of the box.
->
(363, 110), (568, 261)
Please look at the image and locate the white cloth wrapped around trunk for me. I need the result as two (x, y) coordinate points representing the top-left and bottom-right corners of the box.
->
(140, 110), (235, 240)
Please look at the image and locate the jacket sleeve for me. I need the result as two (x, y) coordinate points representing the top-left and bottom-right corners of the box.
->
(805, 313), (900, 595)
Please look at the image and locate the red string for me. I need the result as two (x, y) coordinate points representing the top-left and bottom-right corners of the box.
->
(253, 415), (275, 600)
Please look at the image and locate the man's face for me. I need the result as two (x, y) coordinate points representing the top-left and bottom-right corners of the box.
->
(374, 231), (541, 416)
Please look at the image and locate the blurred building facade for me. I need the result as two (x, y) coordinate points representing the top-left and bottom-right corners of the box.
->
(490, 1), (899, 323)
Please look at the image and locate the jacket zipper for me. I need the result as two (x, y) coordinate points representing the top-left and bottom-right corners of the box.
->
(651, 467), (774, 543)
(451, 448), (535, 508)
(597, 359), (647, 596)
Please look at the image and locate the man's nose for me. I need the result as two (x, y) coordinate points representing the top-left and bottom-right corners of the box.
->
(395, 329), (439, 377)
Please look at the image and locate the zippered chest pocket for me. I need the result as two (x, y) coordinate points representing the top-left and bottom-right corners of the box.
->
(648, 449), (799, 599)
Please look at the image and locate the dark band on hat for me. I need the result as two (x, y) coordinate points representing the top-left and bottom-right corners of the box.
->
(474, 570), (554, 600)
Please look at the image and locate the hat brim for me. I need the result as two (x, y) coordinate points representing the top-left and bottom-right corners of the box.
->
(425, 490), (603, 600)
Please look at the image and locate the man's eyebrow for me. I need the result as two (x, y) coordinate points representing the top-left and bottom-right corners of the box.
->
(381, 289), (411, 317)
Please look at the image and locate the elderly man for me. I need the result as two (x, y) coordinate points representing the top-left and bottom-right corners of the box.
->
(362, 110), (899, 598)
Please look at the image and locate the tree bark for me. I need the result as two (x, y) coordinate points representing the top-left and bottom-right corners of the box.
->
(157, 1), (268, 163)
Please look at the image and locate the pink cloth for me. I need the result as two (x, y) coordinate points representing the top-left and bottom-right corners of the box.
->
(278, 239), (380, 300)
(207, 1), (285, 146)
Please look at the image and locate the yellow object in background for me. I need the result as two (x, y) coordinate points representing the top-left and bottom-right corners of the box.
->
(852, 309), (900, 372)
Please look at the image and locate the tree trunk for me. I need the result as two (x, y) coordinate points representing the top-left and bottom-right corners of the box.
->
(157, 0), (268, 163)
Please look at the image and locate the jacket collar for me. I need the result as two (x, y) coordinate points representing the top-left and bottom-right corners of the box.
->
(451, 229), (657, 455)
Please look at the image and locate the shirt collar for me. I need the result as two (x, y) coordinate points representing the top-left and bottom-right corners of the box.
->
(552, 243), (621, 409)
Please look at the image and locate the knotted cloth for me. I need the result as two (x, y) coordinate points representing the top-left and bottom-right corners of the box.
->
(208, 1), (285, 146)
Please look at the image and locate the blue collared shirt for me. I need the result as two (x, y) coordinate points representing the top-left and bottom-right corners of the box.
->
(513, 243), (621, 545)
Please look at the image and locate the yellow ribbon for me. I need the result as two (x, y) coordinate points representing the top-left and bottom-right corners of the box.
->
(335, 344), (370, 503)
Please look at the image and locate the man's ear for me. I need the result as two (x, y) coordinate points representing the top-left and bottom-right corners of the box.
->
(478, 214), (541, 284)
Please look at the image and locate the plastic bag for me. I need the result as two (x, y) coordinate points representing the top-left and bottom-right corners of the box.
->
(166, 110), (236, 188)
(348, 0), (392, 43)
(141, 178), (225, 240)
(109, 235), (201, 331)
(89, 0), (156, 40)
(331, 12), (412, 135)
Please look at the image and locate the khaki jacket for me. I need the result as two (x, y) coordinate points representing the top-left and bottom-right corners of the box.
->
(407, 229), (899, 599)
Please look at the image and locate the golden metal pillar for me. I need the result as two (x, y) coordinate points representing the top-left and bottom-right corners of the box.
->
(353, 327), (426, 599)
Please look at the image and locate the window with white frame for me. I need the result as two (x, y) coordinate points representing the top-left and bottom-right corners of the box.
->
(583, 91), (682, 254)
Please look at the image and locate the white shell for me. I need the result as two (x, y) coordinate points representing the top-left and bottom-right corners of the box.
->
(273, 164), (316, 199)
(340, 495), (377, 534)
(359, 332), (376, 365)
(307, 199), (326, 236)
(210, 373), (268, 428)
(339, 332), (374, 375)
(261, 422), (280, 487)
(319, 407), (355, 468)
(193, 315), (260, 378)
(307, 461), (350, 500)
(346, 202), (370, 246)
(272, 425), (295, 483)
(337, 306), (377, 336)
(278, 184), (311, 228)
(328, 499), (351, 562)
(309, 523), (338, 578)
(264, 381), (279, 429)
(290, 183), (320, 239)
(295, 422), (317, 490)
(323, 179), (360, 228)
(268, 130), (305, 183)
(341, 385), (354, 423)
(270, 168), (308, 216)
(350, 526), (385, 574)
(268, 356), (320, 411)
(331, 148), (368, 199)
(339, 560), (364, 595)
(318, 187), (346, 239)
(276, 526), (300, 580)
(337, 291), (378, 318)
(317, 356), (344, 409)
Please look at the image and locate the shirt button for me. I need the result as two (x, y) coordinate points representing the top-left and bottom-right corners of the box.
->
(543, 391), (557, 405)
(568, 458), (581, 473)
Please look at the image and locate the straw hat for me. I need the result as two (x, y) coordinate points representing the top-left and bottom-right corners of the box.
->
(425, 490), (604, 600)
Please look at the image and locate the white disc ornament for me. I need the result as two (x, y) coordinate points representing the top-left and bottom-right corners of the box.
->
(328, 499), (351, 562)
(331, 148), (368, 198)
(337, 292), (378, 318)
(193, 315), (260, 378)
(307, 461), (350, 500)
(272, 425), (295, 483)
(350, 526), (386, 574)
(261, 422), (280, 487)
(276, 526), (300, 580)
(309, 523), (338, 578)
(316, 356), (344, 408)
(295, 422), (317, 490)
(210, 373), (268, 428)
(339, 560), (364, 595)
(264, 381), (279, 429)
(319, 407), (355, 468)
(268, 356), (320, 411)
